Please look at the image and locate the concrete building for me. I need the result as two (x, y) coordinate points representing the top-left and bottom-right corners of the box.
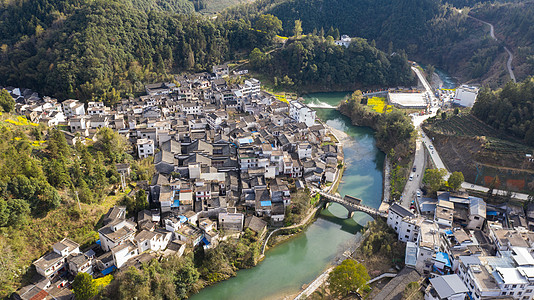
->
(453, 85), (479, 107)
(426, 274), (469, 300)
(289, 100), (316, 127)
(387, 92), (428, 109)
(137, 138), (154, 158)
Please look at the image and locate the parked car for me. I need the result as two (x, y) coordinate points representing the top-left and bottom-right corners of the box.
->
(416, 191), (421, 197)
(409, 175), (414, 181)
(429, 145), (434, 150)
(413, 166), (416, 172)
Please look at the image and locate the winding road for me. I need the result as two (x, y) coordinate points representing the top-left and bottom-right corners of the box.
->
(467, 14), (516, 82)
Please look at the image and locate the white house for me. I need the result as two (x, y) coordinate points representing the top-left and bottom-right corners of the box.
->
(68, 117), (89, 132)
(335, 35), (352, 47)
(87, 101), (108, 115)
(135, 230), (172, 253)
(33, 238), (81, 278)
(98, 219), (137, 252)
(467, 197), (486, 230)
(457, 256), (501, 300)
(111, 241), (139, 269)
(435, 200), (454, 228)
(67, 253), (93, 276)
(137, 138), (154, 158)
(297, 143), (312, 159)
(241, 79), (261, 97)
(289, 100), (316, 127)
(62, 99), (85, 117)
(416, 220), (440, 275)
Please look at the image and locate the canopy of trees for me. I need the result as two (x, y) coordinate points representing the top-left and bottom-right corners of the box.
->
(0, 89), (15, 113)
(448, 171), (464, 191)
(225, 0), (499, 83)
(423, 168), (448, 194)
(472, 79), (534, 146)
(339, 91), (416, 162)
(328, 259), (370, 297)
(72, 273), (98, 300)
(252, 35), (414, 91)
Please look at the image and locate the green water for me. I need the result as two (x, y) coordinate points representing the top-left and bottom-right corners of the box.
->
(191, 92), (384, 300)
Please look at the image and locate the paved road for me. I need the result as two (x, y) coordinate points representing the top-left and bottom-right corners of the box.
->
(504, 46), (516, 82)
(402, 63), (529, 204)
(400, 67), (440, 208)
(467, 14), (516, 82)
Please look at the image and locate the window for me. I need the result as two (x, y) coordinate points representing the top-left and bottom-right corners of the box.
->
(407, 229), (411, 233)
(513, 285), (517, 289)
(405, 235), (409, 239)
(502, 292), (507, 295)
(518, 291), (522, 295)
(526, 289), (532, 293)
(474, 216), (480, 220)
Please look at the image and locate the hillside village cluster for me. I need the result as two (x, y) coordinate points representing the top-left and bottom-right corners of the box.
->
(387, 190), (534, 300)
(8, 65), (344, 300)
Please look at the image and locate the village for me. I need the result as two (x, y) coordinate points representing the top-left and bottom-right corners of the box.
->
(8, 65), (344, 300)
(7, 62), (534, 300)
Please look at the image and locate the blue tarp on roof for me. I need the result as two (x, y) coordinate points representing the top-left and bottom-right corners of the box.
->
(96, 240), (101, 246)
(172, 200), (180, 208)
(101, 265), (116, 276)
(238, 137), (253, 145)
(487, 211), (498, 216)
(201, 237), (210, 246)
(445, 229), (454, 235)
(179, 216), (187, 223)
(260, 200), (272, 207)
(435, 252), (452, 268)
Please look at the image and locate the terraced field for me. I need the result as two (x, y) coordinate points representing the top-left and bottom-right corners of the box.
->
(423, 113), (534, 192)
(427, 114), (500, 137)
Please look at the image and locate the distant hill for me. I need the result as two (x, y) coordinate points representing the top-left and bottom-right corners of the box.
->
(224, 0), (516, 85)
(471, 1), (534, 82)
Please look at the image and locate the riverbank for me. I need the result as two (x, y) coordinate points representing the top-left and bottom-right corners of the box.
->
(192, 92), (384, 300)
(303, 218), (405, 299)
(264, 122), (348, 252)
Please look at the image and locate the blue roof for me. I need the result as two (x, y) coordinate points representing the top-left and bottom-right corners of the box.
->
(101, 265), (116, 276)
(260, 200), (272, 207)
(96, 240), (101, 246)
(171, 199), (180, 208)
(435, 252), (452, 268)
(487, 211), (498, 216)
(201, 237), (210, 246)
(445, 229), (454, 235)
(179, 216), (187, 223)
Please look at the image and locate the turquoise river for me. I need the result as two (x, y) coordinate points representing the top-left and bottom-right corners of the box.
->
(191, 92), (385, 300)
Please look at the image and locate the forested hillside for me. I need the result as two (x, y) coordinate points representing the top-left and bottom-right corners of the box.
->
(250, 35), (414, 91)
(0, 0), (270, 103)
(471, 1), (534, 81)
(472, 78), (534, 146)
(225, 0), (509, 84)
(0, 113), (156, 296)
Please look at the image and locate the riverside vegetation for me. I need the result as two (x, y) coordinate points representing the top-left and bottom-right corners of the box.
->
(339, 91), (416, 201)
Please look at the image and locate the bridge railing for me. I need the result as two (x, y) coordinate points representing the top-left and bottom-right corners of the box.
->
(317, 191), (386, 217)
